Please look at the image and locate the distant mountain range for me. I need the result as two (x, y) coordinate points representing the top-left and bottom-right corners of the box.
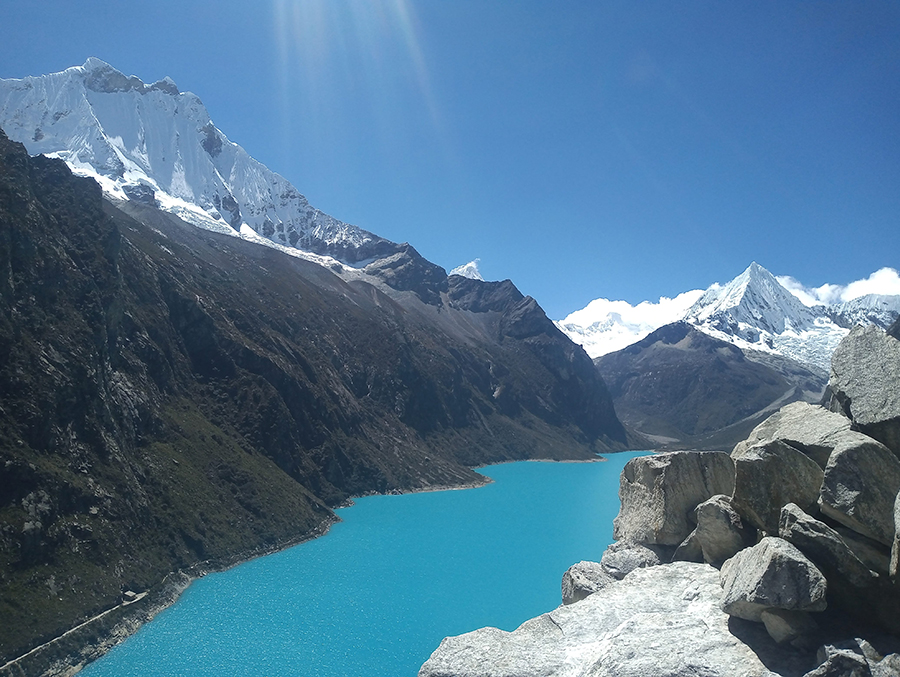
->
(558, 262), (900, 373)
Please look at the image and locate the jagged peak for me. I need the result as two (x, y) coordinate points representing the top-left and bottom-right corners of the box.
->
(77, 57), (182, 97)
(80, 56), (114, 73)
(0, 60), (387, 265)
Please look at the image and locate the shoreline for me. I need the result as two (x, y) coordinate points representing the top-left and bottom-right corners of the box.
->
(1, 515), (340, 677)
(4, 451), (646, 676)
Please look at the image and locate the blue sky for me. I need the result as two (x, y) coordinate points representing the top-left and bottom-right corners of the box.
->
(2, 1), (899, 318)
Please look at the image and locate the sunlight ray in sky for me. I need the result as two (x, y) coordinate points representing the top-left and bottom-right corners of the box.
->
(272, 0), (444, 162)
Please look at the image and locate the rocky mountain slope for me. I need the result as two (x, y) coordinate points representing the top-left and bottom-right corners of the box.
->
(595, 322), (827, 450)
(0, 129), (635, 671)
(558, 262), (900, 374)
(421, 325), (900, 677)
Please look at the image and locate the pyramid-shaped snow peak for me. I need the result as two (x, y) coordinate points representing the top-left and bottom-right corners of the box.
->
(0, 59), (398, 264)
(684, 262), (820, 337)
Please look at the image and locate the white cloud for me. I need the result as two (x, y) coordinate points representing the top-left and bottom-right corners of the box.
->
(842, 267), (900, 301)
(777, 268), (900, 306)
(561, 289), (703, 329)
(557, 289), (704, 357)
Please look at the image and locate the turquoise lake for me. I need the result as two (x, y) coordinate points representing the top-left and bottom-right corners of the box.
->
(81, 451), (648, 676)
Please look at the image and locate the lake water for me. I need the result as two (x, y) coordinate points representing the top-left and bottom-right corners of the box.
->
(80, 452), (648, 677)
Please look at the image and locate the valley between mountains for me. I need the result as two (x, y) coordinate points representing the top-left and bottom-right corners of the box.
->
(0, 127), (641, 669)
(1, 59), (899, 676)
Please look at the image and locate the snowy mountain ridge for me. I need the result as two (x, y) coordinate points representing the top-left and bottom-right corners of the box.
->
(449, 259), (485, 281)
(0, 58), (400, 268)
(557, 263), (900, 373)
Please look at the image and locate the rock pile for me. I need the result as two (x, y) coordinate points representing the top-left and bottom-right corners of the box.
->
(420, 325), (900, 677)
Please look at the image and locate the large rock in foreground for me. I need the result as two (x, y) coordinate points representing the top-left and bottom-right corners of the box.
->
(560, 561), (613, 605)
(419, 562), (776, 677)
(827, 324), (900, 457)
(818, 432), (900, 546)
(613, 451), (734, 546)
(720, 537), (827, 622)
(731, 440), (824, 535)
(779, 503), (875, 589)
(733, 401), (851, 468)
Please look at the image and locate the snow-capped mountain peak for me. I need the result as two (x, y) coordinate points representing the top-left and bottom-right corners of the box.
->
(684, 261), (821, 337)
(557, 262), (900, 373)
(0, 59), (398, 265)
(449, 259), (485, 281)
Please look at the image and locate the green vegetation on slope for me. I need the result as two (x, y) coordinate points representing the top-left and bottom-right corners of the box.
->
(0, 129), (632, 665)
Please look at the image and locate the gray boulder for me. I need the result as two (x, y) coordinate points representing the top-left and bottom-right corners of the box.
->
(804, 649), (872, 677)
(672, 529), (704, 563)
(779, 503), (876, 588)
(833, 525), (892, 577)
(419, 562), (776, 677)
(802, 639), (900, 677)
(819, 430), (900, 546)
(693, 494), (753, 566)
(735, 401), (851, 468)
(720, 537), (827, 622)
(561, 561), (614, 605)
(828, 324), (900, 458)
(613, 451), (734, 546)
(732, 439), (824, 535)
(599, 540), (660, 580)
(760, 608), (818, 646)
(875, 654), (900, 677)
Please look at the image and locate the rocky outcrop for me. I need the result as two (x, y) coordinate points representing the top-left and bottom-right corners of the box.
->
(613, 451), (734, 546)
(760, 608), (819, 647)
(779, 503), (875, 588)
(689, 494), (753, 566)
(805, 648), (870, 677)
(719, 537), (828, 621)
(734, 401), (851, 468)
(807, 639), (900, 677)
(732, 440), (824, 535)
(598, 540), (660, 580)
(419, 563), (776, 677)
(818, 432), (900, 546)
(560, 561), (613, 605)
(421, 321), (900, 677)
(827, 324), (900, 457)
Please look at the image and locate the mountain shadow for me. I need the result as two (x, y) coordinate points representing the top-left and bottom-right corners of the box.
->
(595, 322), (827, 450)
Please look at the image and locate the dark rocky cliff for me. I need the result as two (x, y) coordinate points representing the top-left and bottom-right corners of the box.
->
(0, 130), (632, 666)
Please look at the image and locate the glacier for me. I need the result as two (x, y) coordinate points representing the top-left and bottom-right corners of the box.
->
(0, 58), (402, 268)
